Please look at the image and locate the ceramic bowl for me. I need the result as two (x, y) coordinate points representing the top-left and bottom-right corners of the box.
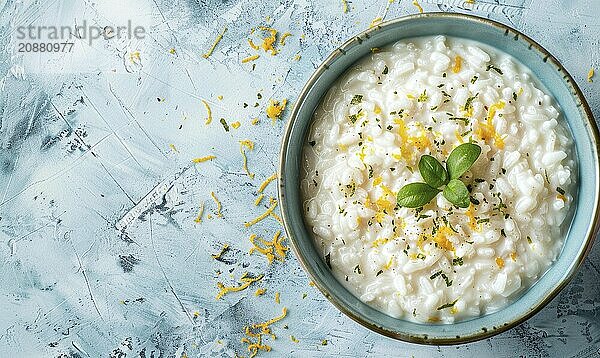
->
(278, 12), (599, 344)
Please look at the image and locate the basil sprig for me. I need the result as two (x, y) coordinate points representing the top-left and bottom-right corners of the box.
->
(396, 143), (481, 208)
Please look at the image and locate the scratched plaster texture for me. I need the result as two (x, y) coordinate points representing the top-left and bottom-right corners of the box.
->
(0, 0), (599, 357)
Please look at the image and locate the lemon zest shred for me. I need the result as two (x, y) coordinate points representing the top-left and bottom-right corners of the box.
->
(275, 292), (280, 304)
(266, 99), (288, 122)
(240, 140), (256, 179)
(258, 173), (278, 193)
(169, 144), (178, 153)
(241, 307), (288, 357)
(279, 32), (292, 46)
(211, 191), (223, 218)
(342, 0), (349, 13)
(231, 121), (241, 129)
(194, 202), (204, 223)
(255, 288), (266, 296)
(245, 201), (278, 227)
(256, 26), (279, 55)
(242, 54), (260, 63)
(588, 67), (595, 82)
(290, 335), (299, 343)
(248, 38), (260, 50)
(211, 244), (229, 260)
(270, 211), (283, 224)
(192, 155), (216, 163)
(433, 226), (455, 251)
(255, 194), (265, 206)
(249, 234), (275, 263)
(201, 99), (213, 125)
(370, 17), (382, 28)
(476, 100), (506, 149)
(383, 257), (394, 270)
(452, 55), (462, 73)
(486, 100), (506, 122)
(412, 0), (424, 13)
(203, 27), (227, 59)
(249, 231), (288, 263)
(465, 203), (481, 232)
(216, 272), (264, 300)
(371, 237), (390, 248)
(254, 307), (287, 328)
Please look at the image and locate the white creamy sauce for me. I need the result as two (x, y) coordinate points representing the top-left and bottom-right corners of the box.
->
(300, 36), (576, 323)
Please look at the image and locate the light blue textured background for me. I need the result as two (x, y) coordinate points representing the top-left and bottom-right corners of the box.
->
(0, 0), (599, 357)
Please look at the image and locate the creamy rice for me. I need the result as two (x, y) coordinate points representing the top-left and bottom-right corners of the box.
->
(300, 36), (576, 323)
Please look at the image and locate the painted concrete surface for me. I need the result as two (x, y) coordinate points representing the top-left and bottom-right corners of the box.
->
(0, 0), (599, 357)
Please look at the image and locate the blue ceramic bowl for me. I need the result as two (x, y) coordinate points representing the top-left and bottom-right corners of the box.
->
(278, 13), (599, 344)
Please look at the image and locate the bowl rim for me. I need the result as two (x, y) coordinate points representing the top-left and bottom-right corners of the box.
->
(278, 12), (600, 345)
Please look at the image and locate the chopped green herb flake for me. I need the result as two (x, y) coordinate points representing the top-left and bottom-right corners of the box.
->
(430, 270), (442, 280)
(354, 265), (362, 274)
(486, 64), (504, 75)
(220, 118), (230, 132)
(350, 94), (363, 105)
(437, 298), (459, 310)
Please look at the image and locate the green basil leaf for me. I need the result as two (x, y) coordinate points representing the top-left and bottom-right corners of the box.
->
(443, 179), (470, 208)
(446, 143), (481, 179)
(396, 182), (440, 208)
(419, 155), (448, 188)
